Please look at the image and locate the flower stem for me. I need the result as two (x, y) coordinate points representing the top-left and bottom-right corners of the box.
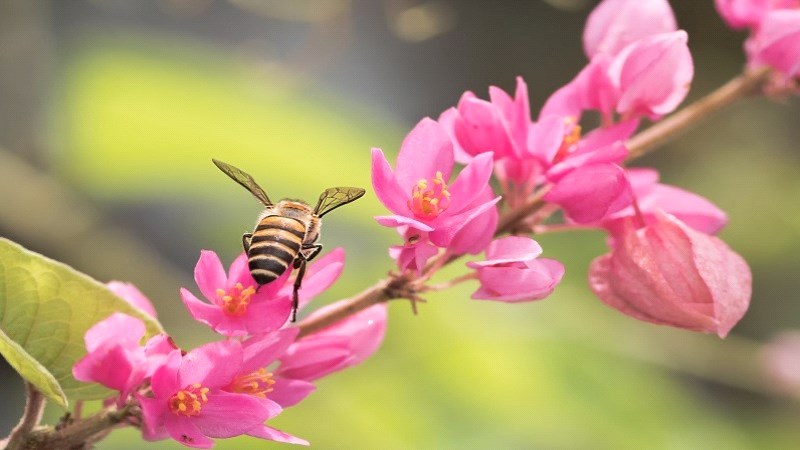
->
(3, 405), (133, 450)
(3, 383), (46, 450)
(626, 68), (771, 160)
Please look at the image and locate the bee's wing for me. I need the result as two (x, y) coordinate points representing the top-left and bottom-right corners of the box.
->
(212, 159), (273, 206)
(314, 187), (366, 217)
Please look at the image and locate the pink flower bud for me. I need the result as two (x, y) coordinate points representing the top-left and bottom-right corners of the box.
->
(715, 0), (772, 30)
(107, 281), (158, 318)
(589, 213), (751, 337)
(747, 9), (800, 79)
(277, 303), (388, 381)
(584, 0), (677, 58)
(467, 236), (564, 302)
(608, 31), (694, 120)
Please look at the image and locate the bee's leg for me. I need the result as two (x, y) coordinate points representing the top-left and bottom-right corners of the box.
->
(291, 258), (308, 322)
(300, 243), (323, 262)
(242, 233), (253, 253)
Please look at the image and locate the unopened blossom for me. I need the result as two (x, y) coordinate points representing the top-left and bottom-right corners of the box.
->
(589, 212), (751, 338)
(139, 340), (278, 448)
(181, 248), (344, 336)
(544, 31), (693, 122)
(747, 9), (800, 80)
(583, 0), (677, 58)
(108, 281), (158, 318)
(73, 313), (167, 405)
(602, 168), (728, 236)
(533, 118), (635, 223)
(278, 302), (388, 381)
(714, 0), (799, 30)
(372, 118), (500, 269)
(466, 236), (564, 302)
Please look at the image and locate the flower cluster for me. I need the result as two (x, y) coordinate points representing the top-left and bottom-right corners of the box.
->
(371, 0), (752, 336)
(716, 0), (800, 87)
(74, 249), (387, 448)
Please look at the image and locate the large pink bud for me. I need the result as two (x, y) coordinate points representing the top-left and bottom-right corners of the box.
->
(584, 0), (677, 58)
(589, 213), (751, 337)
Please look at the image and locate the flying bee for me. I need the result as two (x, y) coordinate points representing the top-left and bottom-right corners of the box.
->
(212, 159), (365, 322)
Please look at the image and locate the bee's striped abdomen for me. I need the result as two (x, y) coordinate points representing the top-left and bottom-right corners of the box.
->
(247, 216), (305, 285)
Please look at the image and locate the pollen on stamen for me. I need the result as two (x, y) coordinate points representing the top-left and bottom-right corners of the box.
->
(216, 283), (257, 317)
(168, 384), (210, 417)
(229, 368), (276, 398)
(407, 172), (452, 220)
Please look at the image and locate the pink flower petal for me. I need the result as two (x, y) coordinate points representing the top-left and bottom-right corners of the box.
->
(179, 340), (242, 388)
(165, 415), (214, 449)
(247, 425), (310, 446)
(545, 163), (632, 223)
(180, 288), (228, 334)
(610, 30), (694, 119)
(107, 281), (158, 318)
(429, 195), (501, 250)
(241, 296), (294, 335)
(584, 0), (677, 58)
(194, 250), (227, 302)
(589, 214), (751, 337)
(446, 152), (496, 214)
(150, 350), (181, 400)
(138, 396), (168, 442)
(241, 328), (300, 373)
(84, 313), (145, 352)
(371, 148), (410, 215)
(193, 391), (278, 438)
(527, 115), (569, 163)
(269, 377), (316, 408)
(227, 252), (255, 289)
(395, 118), (455, 190)
(468, 236), (543, 267)
(278, 248), (345, 309)
(374, 214), (434, 231)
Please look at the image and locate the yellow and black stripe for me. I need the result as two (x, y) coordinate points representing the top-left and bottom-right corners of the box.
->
(248, 216), (306, 285)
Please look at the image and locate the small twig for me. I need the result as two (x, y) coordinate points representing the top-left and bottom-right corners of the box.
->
(626, 68), (772, 160)
(3, 383), (46, 450)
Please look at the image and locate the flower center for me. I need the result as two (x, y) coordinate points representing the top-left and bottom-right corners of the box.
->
(553, 117), (582, 163)
(228, 368), (276, 398)
(216, 283), (256, 317)
(408, 171), (451, 220)
(168, 383), (209, 417)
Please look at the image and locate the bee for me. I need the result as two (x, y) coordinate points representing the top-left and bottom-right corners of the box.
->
(212, 159), (365, 322)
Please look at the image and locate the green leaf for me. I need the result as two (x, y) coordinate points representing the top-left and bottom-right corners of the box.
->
(0, 238), (164, 408)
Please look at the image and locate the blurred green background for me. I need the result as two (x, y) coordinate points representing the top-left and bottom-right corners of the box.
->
(2, 0), (800, 448)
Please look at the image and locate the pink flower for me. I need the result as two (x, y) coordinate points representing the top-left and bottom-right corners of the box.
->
(609, 31), (694, 120)
(466, 236), (564, 302)
(139, 340), (278, 448)
(372, 118), (500, 267)
(438, 77), (531, 164)
(107, 281), (158, 318)
(226, 329), (316, 445)
(543, 31), (694, 121)
(73, 313), (169, 405)
(589, 212), (752, 338)
(602, 168), (728, 236)
(584, 0), (677, 58)
(277, 303), (388, 381)
(180, 249), (344, 336)
(747, 9), (800, 79)
(536, 119), (636, 223)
